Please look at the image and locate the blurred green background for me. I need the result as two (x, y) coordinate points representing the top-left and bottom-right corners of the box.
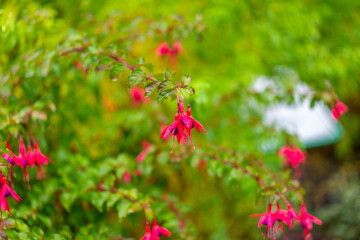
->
(0, 0), (359, 239)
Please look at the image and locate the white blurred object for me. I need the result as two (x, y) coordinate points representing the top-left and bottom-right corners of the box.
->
(253, 76), (342, 147)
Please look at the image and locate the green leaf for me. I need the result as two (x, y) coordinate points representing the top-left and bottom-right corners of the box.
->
(181, 75), (191, 86)
(110, 64), (126, 80)
(145, 82), (158, 97)
(158, 88), (176, 103)
(117, 200), (131, 219)
(157, 80), (173, 92)
(183, 85), (195, 95)
(128, 69), (145, 88)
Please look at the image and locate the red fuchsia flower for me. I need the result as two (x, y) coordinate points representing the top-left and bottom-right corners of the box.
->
(152, 219), (171, 240)
(1, 143), (14, 165)
(136, 141), (152, 163)
(156, 42), (171, 56)
(274, 203), (288, 224)
(122, 171), (132, 184)
(278, 145), (306, 169)
(17, 137), (28, 168)
(159, 112), (186, 154)
(331, 100), (348, 120)
(0, 175), (21, 202)
(178, 99), (207, 149)
(130, 86), (150, 106)
(285, 203), (301, 227)
(171, 41), (183, 55)
(140, 224), (152, 240)
(26, 144), (35, 167)
(251, 204), (276, 229)
(300, 204), (322, 238)
(33, 141), (49, 180)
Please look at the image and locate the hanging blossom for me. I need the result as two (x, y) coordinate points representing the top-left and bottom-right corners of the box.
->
(151, 220), (171, 240)
(140, 224), (152, 240)
(156, 41), (183, 57)
(0, 173), (21, 223)
(159, 96), (207, 153)
(331, 100), (348, 121)
(300, 204), (322, 239)
(251, 202), (302, 239)
(130, 86), (150, 106)
(136, 141), (152, 163)
(278, 145), (306, 169)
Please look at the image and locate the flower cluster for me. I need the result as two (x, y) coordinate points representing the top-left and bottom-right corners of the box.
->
(1, 136), (49, 183)
(252, 203), (321, 239)
(331, 100), (348, 121)
(140, 220), (171, 240)
(156, 41), (183, 57)
(160, 97), (207, 153)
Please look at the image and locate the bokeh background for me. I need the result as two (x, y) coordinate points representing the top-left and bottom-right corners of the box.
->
(0, 0), (359, 239)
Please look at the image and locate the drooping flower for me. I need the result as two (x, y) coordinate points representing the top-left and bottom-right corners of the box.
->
(278, 145), (306, 169)
(136, 141), (152, 163)
(286, 203), (301, 227)
(130, 86), (150, 106)
(123, 171), (132, 184)
(156, 42), (171, 56)
(140, 224), (152, 240)
(300, 204), (322, 238)
(33, 142), (48, 166)
(178, 99), (207, 149)
(159, 112), (186, 154)
(152, 220), (171, 240)
(0, 176), (21, 201)
(171, 41), (183, 55)
(1, 143), (14, 165)
(26, 144), (35, 167)
(251, 204), (276, 229)
(274, 203), (288, 224)
(17, 137), (28, 168)
(331, 100), (348, 120)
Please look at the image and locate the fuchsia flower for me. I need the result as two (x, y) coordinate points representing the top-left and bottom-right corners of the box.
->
(300, 204), (322, 238)
(278, 145), (306, 169)
(285, 203), (300, 227)
(159, 112), (186, 154)
(1, 143), (14, 165)
(151, 220), (171, 240)
(251, 204), (276, 230)
(0, 175), (21, 202)
(140, 224), (152, 240)
(123, 171), (132, 184)
(26, 144), (35, 167)
(156, 42), (171, 56)
(178, 99), (207, 149)
(17, 137), (28, 168)
(136, 141), (152, 163)
(33, 142), (48, 166)
(274, 203), (288, 224)
(331, 100), (348, 120)
(130, 86), (150, 106)
(171, 41), (183, 55)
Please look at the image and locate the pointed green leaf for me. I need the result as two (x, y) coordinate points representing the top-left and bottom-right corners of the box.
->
(158, 88), (176, 103)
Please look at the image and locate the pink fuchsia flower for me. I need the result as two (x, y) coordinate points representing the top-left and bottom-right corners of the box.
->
(251, 204), (276, 229)
(159, 112), (186, 154)
(156, 42), (171, 56)
(285, 203), (300, 227)
(140, 224), (152, 240)
(278, 145), (306, 169)
(17, 137), (28, 168)
(300, 204), (322, 238)
(136, 141), (152, 163)
(178, 99), (207, 149)
(1, 143), (14, 165)
(123, 171), (132, 184)
(26, 144), (35, 167)
(130, 86), (150, 106)
(33, 142), (48, 166)
(331, 100), (348, 120)
(0, 176), (21, 202)
(274, 203), (288, 224)
(152, 220), (171, 240)
(171, 41), (183, 55)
